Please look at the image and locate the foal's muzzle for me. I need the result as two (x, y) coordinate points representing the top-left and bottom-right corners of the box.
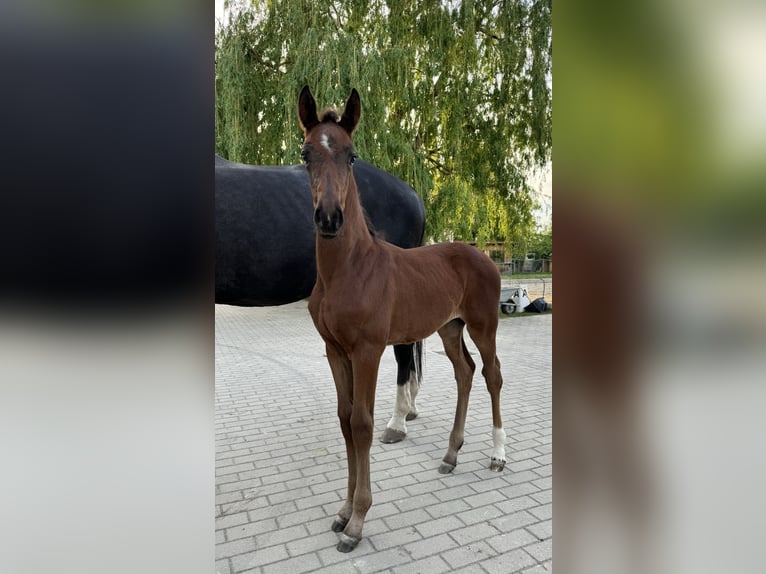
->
(314, 206), (344, 237)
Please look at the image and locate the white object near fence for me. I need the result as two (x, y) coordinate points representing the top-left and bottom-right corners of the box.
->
(509, 286), (530, 313)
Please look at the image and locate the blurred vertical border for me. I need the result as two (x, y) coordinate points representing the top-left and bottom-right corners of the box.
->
(556, 1), (766, 573)
(0, 2), (214, 574)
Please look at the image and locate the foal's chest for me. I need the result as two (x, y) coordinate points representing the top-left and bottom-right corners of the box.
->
(309, 289), (379, 350)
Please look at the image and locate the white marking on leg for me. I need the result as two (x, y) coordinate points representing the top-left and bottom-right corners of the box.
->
(491, 427), (507, 462)
(407, 371), (419, 418)
(386, 383), (410, 433)
(320, 133), (331, 151)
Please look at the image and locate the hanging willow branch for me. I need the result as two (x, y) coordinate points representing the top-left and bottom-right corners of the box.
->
(216, 0), (552, 250)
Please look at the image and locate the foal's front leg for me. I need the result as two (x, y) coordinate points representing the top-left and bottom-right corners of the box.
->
(336, 344), (384, 552)
(325, 343), (355, 533)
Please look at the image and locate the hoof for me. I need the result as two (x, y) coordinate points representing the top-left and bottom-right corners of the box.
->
(380, 428), (406, 444)
(405, 411), (418, 421)
(336, 533), (360, 553)
(331, 517), (349, 532)
(489, 458), (506, 472)
(438, 462), (456, 474)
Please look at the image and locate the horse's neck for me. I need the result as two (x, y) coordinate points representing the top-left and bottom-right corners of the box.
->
(315, 182), (374, 286)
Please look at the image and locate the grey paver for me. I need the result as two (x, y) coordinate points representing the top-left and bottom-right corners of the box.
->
(449, 522), (502, 546)
(231, 545), (289, 571)
(458, 503), (505, 526)
(523, 561), (552, 573)
(370, 527), (422, 551)
(442, 540), (497, 569)
(413, 515), (465, 538)
(216, 302), (551, 573)
(404, 533), (457, 560)
(486, 528), (539, 554)
(254, 524), (309, 549)
(216, 512), (250, 531)
(529, 503), (552, 521)
(392, 554), (452, 574)
(424, 498), (472, 519)
(480, 548), (537, 573)
(354, 546), (411, 573)
(382, 508), (432, 530)
(488, 509), (539, 533)
(523, 539), (553, 563)
(216, 538), (257, 560)
(262, 553), (322, 574)
(285, 530), (338, 557)
(496, 495), (539, 514)
(526, 519), (552, 541)
(226, 518), (279, 541)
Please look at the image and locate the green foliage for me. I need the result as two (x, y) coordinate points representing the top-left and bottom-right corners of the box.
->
(215, 0), (552, 245)
(525, 227), (552, 258)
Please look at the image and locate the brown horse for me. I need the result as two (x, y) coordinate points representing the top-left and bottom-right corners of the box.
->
(298, 86), (506, 553)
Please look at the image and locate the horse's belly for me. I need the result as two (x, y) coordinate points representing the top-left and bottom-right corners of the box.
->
(388, 299), (458, 344)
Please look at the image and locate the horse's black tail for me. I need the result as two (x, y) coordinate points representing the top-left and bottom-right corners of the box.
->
(394, 340), (424, 387)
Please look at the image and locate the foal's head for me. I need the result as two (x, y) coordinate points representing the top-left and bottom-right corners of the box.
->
(298, 86), (361, 238)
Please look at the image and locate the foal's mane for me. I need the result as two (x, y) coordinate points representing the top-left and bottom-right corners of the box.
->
(319, 109), (340, 123)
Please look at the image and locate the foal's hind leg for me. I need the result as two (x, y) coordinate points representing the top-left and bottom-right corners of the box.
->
(466, 320), (506, 472)
(437, 319), (476, 474)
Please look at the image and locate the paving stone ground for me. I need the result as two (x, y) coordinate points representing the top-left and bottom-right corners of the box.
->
(216, 300), (551, 574)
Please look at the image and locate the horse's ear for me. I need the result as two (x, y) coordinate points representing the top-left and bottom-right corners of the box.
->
(339, 88), (361, 135)
(298, 85), (319, 133)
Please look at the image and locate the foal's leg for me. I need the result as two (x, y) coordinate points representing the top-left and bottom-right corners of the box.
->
(337, 343), (384, 552)
(325, 343), (356, 532)
(466, 319), (506, 472)
(437, 319), (476, 474)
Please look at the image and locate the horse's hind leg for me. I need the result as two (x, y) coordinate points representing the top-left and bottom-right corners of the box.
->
(437, 319), (476, 474)
(466, 319), (506, 472)
(381, 343), (419, 444)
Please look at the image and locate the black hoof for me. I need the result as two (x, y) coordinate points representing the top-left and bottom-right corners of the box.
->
(331, 517), (349, 532)
(438, 462), (456, 474)
(336, 533), (360, 552)
(490, 458), (506, 472)
(380, 428), (406, 444)
(405, 412), (418, 421)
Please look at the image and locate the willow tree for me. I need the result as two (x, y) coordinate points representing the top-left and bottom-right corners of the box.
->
(215, 0), (552, 250)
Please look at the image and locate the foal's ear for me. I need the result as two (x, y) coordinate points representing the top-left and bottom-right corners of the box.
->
(339, 88), (361, 135)
(298, 85), (319, 133)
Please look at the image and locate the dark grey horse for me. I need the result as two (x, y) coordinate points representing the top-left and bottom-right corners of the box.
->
(215, 155), (425, 441)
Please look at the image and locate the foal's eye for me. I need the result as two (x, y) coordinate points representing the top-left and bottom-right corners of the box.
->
(300, 149), (309, 164)
(349, 154), (357, 166)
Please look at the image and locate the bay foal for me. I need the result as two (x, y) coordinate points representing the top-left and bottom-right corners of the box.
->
(299, 86), (506, 552)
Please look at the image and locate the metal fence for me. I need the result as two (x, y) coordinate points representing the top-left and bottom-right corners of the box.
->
(496, 258), (552, 274)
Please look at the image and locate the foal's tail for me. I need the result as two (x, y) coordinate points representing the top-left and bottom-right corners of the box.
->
(394, 341), (424, 387)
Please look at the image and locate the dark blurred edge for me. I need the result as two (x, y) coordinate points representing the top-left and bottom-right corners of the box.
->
(0, 17), (212, 318)
(554, 1), (766, 573)
(0, 7), (215, 574)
